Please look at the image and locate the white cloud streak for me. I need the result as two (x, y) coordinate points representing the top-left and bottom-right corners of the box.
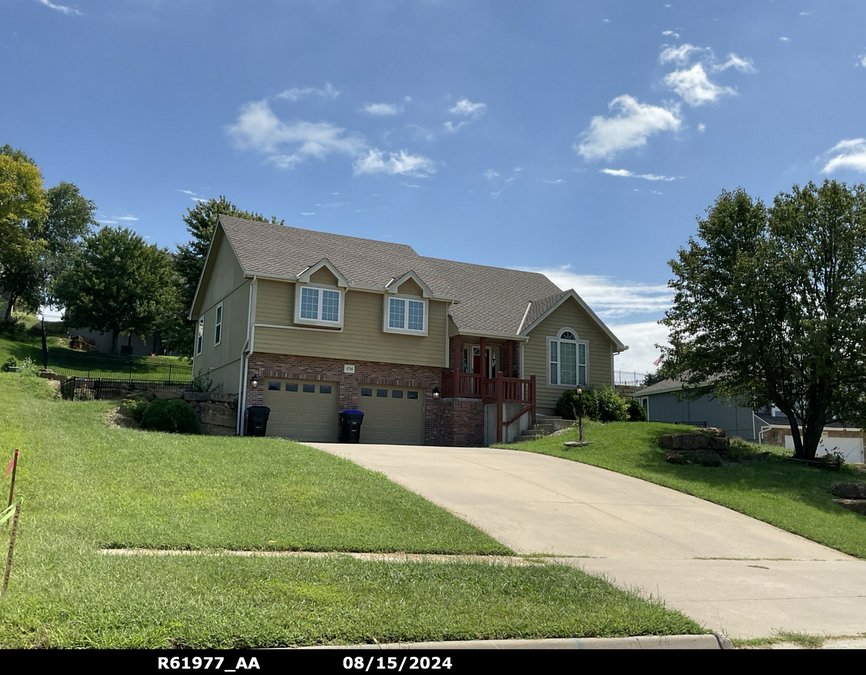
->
(521, 265), (673, 320)
(276, 83), (341, 102)
(664, 63), (736, 106)
(659, 43), (705, 65)
(600, 168), (677, 181)
(820, 138), (866, 173)
(714, 53), (756, 73)
(36, 0), (81, 15)
(352, 149), (436, 177)
(363, 103), (401, 116)
(576, 95), (681, 161)
(226, 99), (434, 176)
(449, 98), (487, 118)
(609, 320), (671, 373)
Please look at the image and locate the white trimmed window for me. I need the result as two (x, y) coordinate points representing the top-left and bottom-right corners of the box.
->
(294, 284), (344, 327)
(547, 329), (587, 387)
(196, 317), (204, 356)
(214, 303), (223, 346)
(384, 296), (427, 335)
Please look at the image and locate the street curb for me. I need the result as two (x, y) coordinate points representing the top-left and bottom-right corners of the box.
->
(300, 634), (730, 650)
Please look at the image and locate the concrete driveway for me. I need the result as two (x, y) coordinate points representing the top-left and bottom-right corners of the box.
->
(310, 442), (866, 639)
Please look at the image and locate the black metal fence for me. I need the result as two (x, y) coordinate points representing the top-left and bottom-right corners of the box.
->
(61, 376), (193, 401)
(52, 362), (192, 382)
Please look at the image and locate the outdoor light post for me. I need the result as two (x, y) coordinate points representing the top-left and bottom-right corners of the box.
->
(577, 386), (584, 443)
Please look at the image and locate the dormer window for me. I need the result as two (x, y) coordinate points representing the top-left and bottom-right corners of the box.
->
(384, 296), (428, 336)
(295, 284), (344, 327)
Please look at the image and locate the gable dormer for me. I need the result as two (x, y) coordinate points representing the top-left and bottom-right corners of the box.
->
(294, 258), (348, 328)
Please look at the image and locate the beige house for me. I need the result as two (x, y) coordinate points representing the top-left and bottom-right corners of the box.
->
(190, 215), (627, 446)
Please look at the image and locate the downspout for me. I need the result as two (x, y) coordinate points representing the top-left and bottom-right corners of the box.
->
(237, 277), (257, 436)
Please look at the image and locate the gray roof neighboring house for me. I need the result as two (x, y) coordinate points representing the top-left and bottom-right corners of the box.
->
(213, 215), (626, 346)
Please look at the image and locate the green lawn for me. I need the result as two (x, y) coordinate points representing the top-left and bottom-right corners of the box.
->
(499, 421), (866, 559)
(0, 375), (703, 647)
(1, 323), (190, 380)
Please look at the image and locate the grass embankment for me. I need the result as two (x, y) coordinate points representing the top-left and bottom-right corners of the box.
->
(0, 375), (703, 647)
(500, 422), (866, 559)
(0, 321), (189, 379)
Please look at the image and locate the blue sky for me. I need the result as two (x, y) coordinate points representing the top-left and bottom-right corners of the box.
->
(4, 1), (866, 374)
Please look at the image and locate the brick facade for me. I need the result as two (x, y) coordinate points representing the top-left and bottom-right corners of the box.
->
(245, 353), (456, 445)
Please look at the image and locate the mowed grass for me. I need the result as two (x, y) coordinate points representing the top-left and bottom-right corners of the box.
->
(500, 422), (866, 559)
(0, 375), (704, 647)
(0, 326), (189, 379)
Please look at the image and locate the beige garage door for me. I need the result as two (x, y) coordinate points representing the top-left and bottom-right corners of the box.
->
(262, 379), (339, 442)
(357, 385), (424, 445)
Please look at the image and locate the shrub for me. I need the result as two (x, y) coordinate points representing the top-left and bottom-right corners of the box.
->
(595, 385), (629, 422)
(0, 317), (27, 339)
(1, 356), (18, 372)
(555, 388), (598, 421)
(625, 399), (647, 422)
(121, 398), (150, 423)
(140, 398), (200, 434)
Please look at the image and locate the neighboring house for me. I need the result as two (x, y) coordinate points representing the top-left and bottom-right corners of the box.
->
(635, 377), (865, 463)
(190, 215), (627, 446)
(74, 328), (163, 356)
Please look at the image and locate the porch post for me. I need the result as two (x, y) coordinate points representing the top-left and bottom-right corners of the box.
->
(496, 371), (503, 443)
(505, 339), (514, 377)
(454, 334), (462, 371)
(480, 336), (487, 378)
(530, 374), (537, 426)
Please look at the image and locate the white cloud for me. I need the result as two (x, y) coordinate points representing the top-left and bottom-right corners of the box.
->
(97, 219), (117, 225)
(227, 100), (366, 167)
(698, 123), (706, 132)
(444, 121), (468, 133)
(192, 198), (208, 203)
(664, 63), (736, 106)
(714, 53), (756, 73)
(116, 216), (139, 222)
(483, 169), (500, 181)
(609, 320), (671, 374)
(543, 179), (566, 184)
(521, 265), (673, 321)
(275, 83), (340, 102)
(352, 149), (436, 177)
(363, 103), (401, 116)
(779, 37), (790, 42)
(659, 43), (704, 65)
(603, 18), (610, 23)
(36, 0), (81, 15)
(449, 98), (487, 118)
(600, 168), (677, 181)
(662, 30), (680, 38)
(400, 182), (422, 188)
(820, 138), (866, 173)
(301, 212), (316, 216)
(576, 95), (681, 161)
(177, 189), (196, 196)
(859, 55), (866, 68)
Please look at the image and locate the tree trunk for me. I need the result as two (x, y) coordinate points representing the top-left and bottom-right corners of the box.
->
(3, 292), (17, 322)
(111, 329), (120, 355)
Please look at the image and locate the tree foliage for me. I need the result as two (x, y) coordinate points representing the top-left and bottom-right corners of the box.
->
(54, 226), (174, 354)
(662, 180), (866, 460)
(158, 196), (282, 356)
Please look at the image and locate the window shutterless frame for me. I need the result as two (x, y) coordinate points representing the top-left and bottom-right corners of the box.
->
(383, 295), (428, 336)
(294, 284), (344, 327)
(214, 303), (223, 346)
(196, 317), (204, 356)
(547, 328), (587, 387)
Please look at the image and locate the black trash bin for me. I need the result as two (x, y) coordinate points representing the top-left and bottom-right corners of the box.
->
(246, 406), (270, 437)
(339, 410), (364, 443)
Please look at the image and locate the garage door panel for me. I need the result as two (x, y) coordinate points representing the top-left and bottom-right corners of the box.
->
(358, 385), (424, 445)
(263, 379), (339, 442)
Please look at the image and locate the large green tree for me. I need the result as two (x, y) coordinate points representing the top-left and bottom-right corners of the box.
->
(0, 181), (96, 319)
(662, 180), (866, 460)
(0, 145), (47, 320)
(158, 196), (282, 355)
(54, 226), (174, 354)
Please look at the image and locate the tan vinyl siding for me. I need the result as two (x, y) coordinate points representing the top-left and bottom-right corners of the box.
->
(255, 279), (293, 325)
(254, 281), (447, 367)
(524, 299), (614, 414)
(197, 229), (244, 313)
(394, 277), (424, 296)
(309, 267), (338, 285)
(192, 274), (250, 394)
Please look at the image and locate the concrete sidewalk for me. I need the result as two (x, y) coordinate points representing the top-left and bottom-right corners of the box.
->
(311, 443), (866, 639)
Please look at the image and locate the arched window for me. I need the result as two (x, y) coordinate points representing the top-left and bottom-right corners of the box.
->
(548, 328), (587, 387)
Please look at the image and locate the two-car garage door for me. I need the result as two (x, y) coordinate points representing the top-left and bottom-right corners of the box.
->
(261, 379), (424, 445)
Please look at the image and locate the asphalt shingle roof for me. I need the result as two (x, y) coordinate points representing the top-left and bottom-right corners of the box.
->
(218, 215), (576, 337)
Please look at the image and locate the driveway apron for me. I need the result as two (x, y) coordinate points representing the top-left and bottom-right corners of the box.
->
(310, 443), (866, 639)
